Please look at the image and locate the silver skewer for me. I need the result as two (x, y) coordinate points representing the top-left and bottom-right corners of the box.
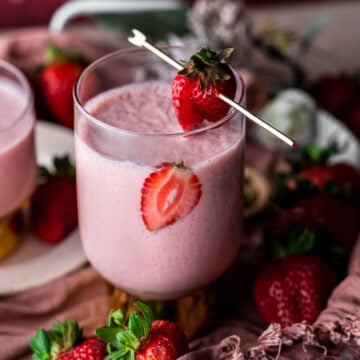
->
(128, 29), (296, 148)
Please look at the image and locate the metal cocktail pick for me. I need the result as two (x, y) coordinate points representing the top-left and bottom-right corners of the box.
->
(128, 29), (297, 148)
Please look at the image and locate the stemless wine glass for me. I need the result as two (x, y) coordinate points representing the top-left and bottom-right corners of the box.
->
(74, 47), (245, 300)
(0, 59), (36, 221)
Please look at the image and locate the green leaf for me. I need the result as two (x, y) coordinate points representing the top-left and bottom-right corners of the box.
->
(53, 320), (80, 351)
(217, 48), (234, 62)
(30, 329), (51, 360)
(115, 331), (140, 350)
(133, 301), (153, 330)
(286, 142), (341, 172)
(97, 327), (140, 352)
(128, 312), (147, 339)
(38, 165), (52, 182)
(288, 229), (316, 254)
(108, 309), (125, 327)
(53, 155), (76, 179)
(97, 326), (120, 341)
(44, 41), (86, 65)
(267, 229), (317, 261)
(105, 348), (132, 360)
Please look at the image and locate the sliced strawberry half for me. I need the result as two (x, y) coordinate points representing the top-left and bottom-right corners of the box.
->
(141, 162), (202, 231)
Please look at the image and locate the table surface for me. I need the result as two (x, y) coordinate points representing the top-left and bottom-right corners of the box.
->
(0, 3), (360, 358)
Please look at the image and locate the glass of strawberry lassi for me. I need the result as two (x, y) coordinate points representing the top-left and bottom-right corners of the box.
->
(74, 47), (245, 300)
(0, 59), (36, 221)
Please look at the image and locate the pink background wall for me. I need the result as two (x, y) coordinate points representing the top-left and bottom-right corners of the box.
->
(0, 0), (68, 28)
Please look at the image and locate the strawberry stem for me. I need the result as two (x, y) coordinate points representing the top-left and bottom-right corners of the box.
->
(96, 301), (154, 360)
(30, 320), (82, 360)
(38, 154), (76, 184)
(44, 41), (86, 65)
(178, 46), (234, 92)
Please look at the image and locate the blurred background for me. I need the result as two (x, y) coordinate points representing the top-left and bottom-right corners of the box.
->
(0, 0), (350, 28)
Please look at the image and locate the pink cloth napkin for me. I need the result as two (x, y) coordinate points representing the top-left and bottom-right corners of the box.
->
(0, 267), (110, 360)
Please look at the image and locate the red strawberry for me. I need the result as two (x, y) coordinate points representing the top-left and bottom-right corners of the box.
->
(141, 162), (201, 231)
(30, 320), (106, 360)
(274, 195), (360, 255)
(298, 162), (360, 198)
(96, 301), (189, 360)
(171, 75), (203, 131)
(253, 254), (336, 328)
(31, 155), (78, 243)
(136, 320), (189, 360)
(38, 43), (86, 128)
(58, 338), (106, 360)
(171, 47), (236, 130)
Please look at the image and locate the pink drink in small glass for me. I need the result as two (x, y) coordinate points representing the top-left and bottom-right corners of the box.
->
(0, 60), (36, 219)
(74, 48), (245, 300)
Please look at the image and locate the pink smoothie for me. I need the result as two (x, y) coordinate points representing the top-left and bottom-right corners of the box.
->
(0, 78), (36, 218)
(76, 81), (244, 300)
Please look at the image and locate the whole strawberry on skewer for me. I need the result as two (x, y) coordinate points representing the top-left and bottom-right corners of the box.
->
(96, 301), (189, 360)
(129, 29), (296, 148)
(30, 319), (106, 360)
(171, 46), (236, 130)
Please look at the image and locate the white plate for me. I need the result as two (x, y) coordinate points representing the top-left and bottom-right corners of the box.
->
(316, 110), (360, 169)
(0, 121), (87, 295)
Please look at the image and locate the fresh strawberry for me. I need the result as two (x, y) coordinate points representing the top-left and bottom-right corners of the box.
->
(96, 301), (189, 360)
(38, 43), (86, 128)
(276, 143), (360, 204)
(171, 75), (203, 131)
(31, 155), (78, 243)
(58, 338), (106, 360)
(141, 161), (201, 231)
(171, 47), (236, 130)
(30, 319), (106, 360)
(273, 195), (360, 255)
(298, 162), (360, 198)
(253, 254), (337, 328)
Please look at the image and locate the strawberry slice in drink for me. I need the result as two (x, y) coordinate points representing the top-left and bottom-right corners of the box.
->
(141, 162), (202, 231)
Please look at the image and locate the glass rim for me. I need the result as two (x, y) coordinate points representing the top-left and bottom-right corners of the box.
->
(74, 45), (245, 138)
(0, 58), (34, 133)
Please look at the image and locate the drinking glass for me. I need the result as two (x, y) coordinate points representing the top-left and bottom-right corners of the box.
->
(74, 47), (245, 300)
(0, 59), (36, 221)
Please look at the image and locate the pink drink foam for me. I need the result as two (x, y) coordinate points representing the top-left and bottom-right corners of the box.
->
(0, 78), (36, 218)
(76, 81), (244, 299)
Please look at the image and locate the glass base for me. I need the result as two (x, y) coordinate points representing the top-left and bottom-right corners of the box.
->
(0, 202), (29, 262)
(108, 282), (219, 340)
